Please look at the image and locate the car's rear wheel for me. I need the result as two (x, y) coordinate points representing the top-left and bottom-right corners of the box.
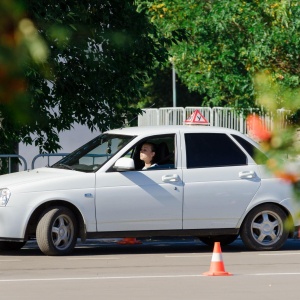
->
(0, 241), (26, 251)
(240, 204), (288, 251)
(36, 207), (78, 256)
(199, 234), (238, 247)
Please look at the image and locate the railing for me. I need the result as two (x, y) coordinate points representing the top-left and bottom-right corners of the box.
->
(0, 154), (28, 173)
(31, 153), (69, 170)
(138, 107), (291, 134)
(1, 152), (115, 174)
(0, 153), (69, 174)
(1, 107), (291, 174)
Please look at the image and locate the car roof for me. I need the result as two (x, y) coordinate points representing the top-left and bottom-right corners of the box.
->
(107, 125), (245, 136)
(106, 125), (259, 147)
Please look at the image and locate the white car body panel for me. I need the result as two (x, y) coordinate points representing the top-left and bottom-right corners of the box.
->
(95, 169), (183, 231)
(182, 165), (261, 229)
(0, 168), (97, 238)
(0, 125), (298, 254)
(240, 176), (300, 226)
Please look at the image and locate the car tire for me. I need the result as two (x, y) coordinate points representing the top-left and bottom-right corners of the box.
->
(240, 204), (288, 251)
(199, 235), (238, 247)
(0, 241), (26, 251)
(36, 207), (78, 256)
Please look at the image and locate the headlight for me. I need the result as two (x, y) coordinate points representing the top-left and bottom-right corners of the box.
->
(0, 188), (11, 207)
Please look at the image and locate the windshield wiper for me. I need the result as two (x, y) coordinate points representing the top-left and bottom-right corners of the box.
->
(54, 164), (74, 170)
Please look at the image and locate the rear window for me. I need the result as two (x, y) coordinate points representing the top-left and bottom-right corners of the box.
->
(185, 133), (247, 168)
(232, 134), (268, 164)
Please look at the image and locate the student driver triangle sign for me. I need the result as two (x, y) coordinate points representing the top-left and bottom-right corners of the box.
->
(185, 109), (209, 125)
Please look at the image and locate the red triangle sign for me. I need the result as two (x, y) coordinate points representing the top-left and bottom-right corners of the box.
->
(185, 110), (209, 125)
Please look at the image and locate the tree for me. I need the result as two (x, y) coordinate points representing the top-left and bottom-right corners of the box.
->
(138, 0), (300, 108)
(138, 66), (202, 109)
(0, 0), (50, 173)
(0, 0), (172, 156)
(138, 0), (300, 200)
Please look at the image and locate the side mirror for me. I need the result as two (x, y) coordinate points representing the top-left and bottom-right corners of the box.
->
(113, 157), (135, 171)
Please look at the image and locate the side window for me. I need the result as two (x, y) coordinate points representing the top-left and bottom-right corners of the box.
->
(130, 134), (176, 170)
(231, 134), (268, 164)
(185, 133), (247, 168)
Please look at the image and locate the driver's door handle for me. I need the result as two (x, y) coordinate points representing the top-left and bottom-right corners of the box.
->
(162, 174), (179, 182)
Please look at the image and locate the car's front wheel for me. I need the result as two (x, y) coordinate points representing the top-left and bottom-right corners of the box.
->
(240, 204), (289, 251)
(36, 207), (78, 256)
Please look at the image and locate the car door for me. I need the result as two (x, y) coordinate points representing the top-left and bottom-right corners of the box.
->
(182, 132), (261, 229)
(95, 134), (184, 232)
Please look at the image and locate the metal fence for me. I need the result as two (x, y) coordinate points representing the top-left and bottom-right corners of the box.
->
(0, 154), (28, 173)
(1, 107), (291, 174)
(138, 106), (291, 134)
(0, 153), (69, 174)
(1, 152), (113, 174)
(31, 153), (69, 170)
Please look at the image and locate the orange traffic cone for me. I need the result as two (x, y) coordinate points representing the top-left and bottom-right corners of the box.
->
(117, 238), (142, 245)
(203, 242), (232, 276)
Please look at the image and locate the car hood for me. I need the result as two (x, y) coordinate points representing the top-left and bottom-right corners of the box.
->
(0, 167), (95, 192)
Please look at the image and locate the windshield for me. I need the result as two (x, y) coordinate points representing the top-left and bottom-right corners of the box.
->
(51, 133), (135, 172)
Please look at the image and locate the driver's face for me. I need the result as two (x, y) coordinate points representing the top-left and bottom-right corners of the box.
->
(140, 144), (155, 164)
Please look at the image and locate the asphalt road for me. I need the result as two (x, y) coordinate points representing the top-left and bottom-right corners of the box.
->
(1, 237), (300, 300)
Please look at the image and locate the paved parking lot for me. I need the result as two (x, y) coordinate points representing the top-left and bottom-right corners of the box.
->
(1, 237), (300, 300)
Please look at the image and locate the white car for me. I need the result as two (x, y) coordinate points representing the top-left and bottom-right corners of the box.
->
(0, 125), (298, 255)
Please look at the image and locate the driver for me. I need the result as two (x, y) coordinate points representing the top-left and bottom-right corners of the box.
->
(140, 142), (157, 170)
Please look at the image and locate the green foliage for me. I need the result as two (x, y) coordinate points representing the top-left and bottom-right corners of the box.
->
(139, 0), (300, 108)
(0, 0), (173, 155)
(2, 0), (300, 163)
(139, 65), (202, 108)
(0, 0), (50, 163)
(248, 72), (300, 187)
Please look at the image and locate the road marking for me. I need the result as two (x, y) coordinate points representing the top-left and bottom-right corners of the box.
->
(0, 275), (203, 282)
(1, 272), (300, 283)
(258, 253), (300, 256)
(165, 255), (211, 258)
(66, 257), (120, 260)
(249, 273), (300, 276)
(0, 260), (21, 262)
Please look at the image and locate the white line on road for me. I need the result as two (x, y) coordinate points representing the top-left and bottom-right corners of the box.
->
(249, 273), (300, 276)
(0, 275), (203, 282)
(66, 257), (120, 260)
(0, 260), (21, 262)
(258, 253), (300, 256)
(1, 272), (300, 283)
(165, 255), (211, 258)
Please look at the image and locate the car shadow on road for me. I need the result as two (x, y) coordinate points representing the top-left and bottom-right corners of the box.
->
(1, 237), (300, 257)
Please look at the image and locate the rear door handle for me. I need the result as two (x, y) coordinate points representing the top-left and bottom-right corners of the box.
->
(162, 174), (179, 182)
(239, 170), (256, 179)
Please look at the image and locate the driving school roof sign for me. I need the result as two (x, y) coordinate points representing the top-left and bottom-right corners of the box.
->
(184, 109), (209, 125)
